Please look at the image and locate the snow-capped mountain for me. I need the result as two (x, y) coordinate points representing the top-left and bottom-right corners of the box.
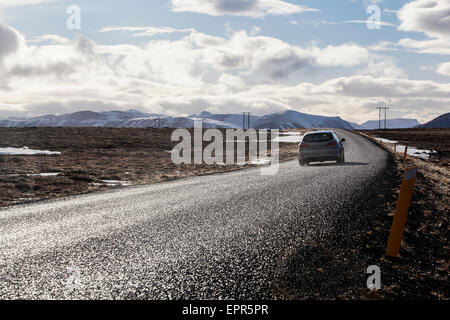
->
(194, 110), (354, 129)
(111, 116), (239, 129)
(0, 109), (354, 129)
(346, 121), (365, 130)
(193, 111), (260, 128)
(0, 110), (159, 127)
(251, 110), (354, 129)
(0, 110), (239, 129)
(357, 118), (421, 129)
(419, 113), (450, 128)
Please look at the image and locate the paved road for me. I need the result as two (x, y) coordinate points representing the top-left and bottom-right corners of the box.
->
(0, 130), (390, 299)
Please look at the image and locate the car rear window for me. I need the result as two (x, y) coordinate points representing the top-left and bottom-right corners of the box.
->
(303, 133), (333, 143)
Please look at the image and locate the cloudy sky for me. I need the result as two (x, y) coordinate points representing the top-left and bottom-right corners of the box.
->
(0, 0), (449, 123)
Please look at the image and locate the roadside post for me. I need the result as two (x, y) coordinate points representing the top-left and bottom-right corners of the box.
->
(393, 144), (397, 153)
(385, 167), (418, 257)
(403, 146), (408, 164)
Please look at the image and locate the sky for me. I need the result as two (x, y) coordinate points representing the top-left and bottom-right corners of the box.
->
(0, 0), (449, 123)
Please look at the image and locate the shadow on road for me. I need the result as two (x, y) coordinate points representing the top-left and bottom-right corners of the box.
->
(308, 162), (369, 167)
(274, 245), (357, 299)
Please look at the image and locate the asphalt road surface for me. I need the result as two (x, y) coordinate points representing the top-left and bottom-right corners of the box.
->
(0, 130), (391, 299)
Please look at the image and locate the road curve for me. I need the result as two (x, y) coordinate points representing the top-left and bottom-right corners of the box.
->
(0, 130), (390, 299)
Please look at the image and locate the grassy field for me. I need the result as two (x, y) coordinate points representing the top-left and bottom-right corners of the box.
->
(0, 127), (302, 207)
(357, 128), (449, 299)
(359, 128), (450, 163)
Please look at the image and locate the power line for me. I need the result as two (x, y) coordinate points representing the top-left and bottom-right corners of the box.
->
(376, 107), (389, 130)
(242, 112), (252, 129)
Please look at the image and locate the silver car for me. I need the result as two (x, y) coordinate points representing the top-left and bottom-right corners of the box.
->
(298, 130), (345, 166)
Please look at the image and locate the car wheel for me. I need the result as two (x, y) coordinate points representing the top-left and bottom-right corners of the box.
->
(337, 152), (345, 164)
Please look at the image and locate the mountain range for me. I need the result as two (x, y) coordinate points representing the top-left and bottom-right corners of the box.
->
(350, 118), (422, 130)
(194, 110), (354, 129)
(419, 113), (450, 128)
(0, 110), (238, 129)
(1, 109), (446, 129)
(0, 109), (354, 129)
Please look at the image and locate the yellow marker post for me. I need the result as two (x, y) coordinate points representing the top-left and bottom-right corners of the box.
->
(386, 167), (418, 257)
(403, 146), (408, 164)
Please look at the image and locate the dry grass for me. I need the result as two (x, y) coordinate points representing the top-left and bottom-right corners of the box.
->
(0, 127), (305, 207)
(357, 130), (449, 299)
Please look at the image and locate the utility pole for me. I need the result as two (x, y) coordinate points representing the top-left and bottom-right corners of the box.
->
(384, 108), (387, 129)
(154, 118), (162, 128)
(378, 107), (381, 129)
(242, 112), (251, 129)
(376, 107), (389, 130)
(386, 100), (391, 130)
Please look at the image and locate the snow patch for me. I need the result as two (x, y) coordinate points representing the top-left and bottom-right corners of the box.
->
(0, 147), (61, 155)
(274, 132), (304, 143)
(375, 137), (436, 159)
(93, 180), (132, 187)
(376, 138), (398, 144)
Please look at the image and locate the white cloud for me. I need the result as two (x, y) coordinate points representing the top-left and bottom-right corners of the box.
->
(397, 0), (450, 40)
(436, 62), (450, 76)
(289, 19), (396, 29)
(27, 34), (71, 45)
(0, 23), (22, 58)
(170, 0), (318, 18)
(396, 38), (450, 55)
(358, 56), (405, 78)
(315, 44), (369, 67)
(100, 26), (195, 37)
(0, 0), (66, 8)
(374, 0), (450, 55)
(371, 38), (450, 55)
(0, 23), (448, 124)
(319, 75), (449, 99)
(371, 1), (450, 55)
(420, 64), (435, 72)
(249, 26), (261, 36)
(340, 20), (396, 27)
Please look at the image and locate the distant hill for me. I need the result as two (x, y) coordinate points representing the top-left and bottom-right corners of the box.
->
(358, 118), (421, 130)
(249, 110), (353, 130)
(195, 110), (354, 130)
(345, 121), (365, 130)
(0, 109), (355, 129)
(0, 110), (239, 129)
(418, 113), (450, 128)
(193, 111), (259, 128)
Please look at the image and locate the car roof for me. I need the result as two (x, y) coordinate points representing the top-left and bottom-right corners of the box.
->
(304, 130), (335, 135)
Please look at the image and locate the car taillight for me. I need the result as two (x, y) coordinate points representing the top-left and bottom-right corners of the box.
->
(328, 141), (337, 146)
(299, 142), (309, 149)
